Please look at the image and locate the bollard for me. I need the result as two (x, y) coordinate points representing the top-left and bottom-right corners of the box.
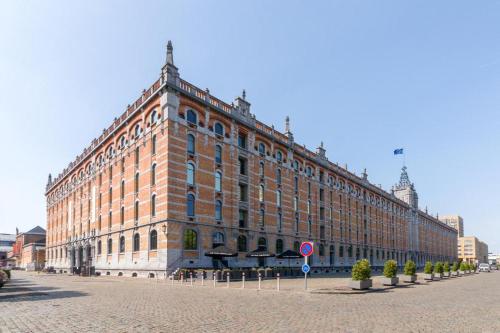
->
(258, 272), (262, 290)
(201, 272), (204, 286)
(242, 272), (246, 289)
(190, 272), (193, 287)
(180, 272), (184, 285)
(226, 272), (230, 288)
(213, 272), (216, 288)
(277, 273), (280, 291)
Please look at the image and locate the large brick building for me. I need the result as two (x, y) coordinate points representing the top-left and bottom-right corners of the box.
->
(45, 42), (457, 277)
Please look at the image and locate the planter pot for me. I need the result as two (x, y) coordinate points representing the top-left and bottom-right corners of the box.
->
(349, 279), (372, 290)
(433, 273), (442, 280)
(451, 271), (458, 277)
(442, 272), (450, 278)
(380, 277), (399, 286)
(459, 270), (465, 276)
(402, 274), (417, 283)
(423, 273), (434, 281)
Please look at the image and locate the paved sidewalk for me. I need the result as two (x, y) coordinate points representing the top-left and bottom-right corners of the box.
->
(1, 270), (499, 332)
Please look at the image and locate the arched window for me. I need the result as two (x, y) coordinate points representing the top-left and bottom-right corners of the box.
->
(258, 237), (267, 250)
(276, 239), (284, 254)
(119, 236), (125, 253)
(259, 185), (264, 202)
(259, 161), (265, 176)
(119, 135), (127, 149)
(151, 194), (156, 217)
(215, 171), (222, 192)
(183, 229), (197, 250)
(276, 168), (281, 185)
(187, 163), (195, 186)
(215, 200), (222, 221)
(134, 200), (139, 222)
(215, 145), (222, 164)
(259, 209), (265, 226)
(133, 233), (140, 252)
(150, 109), (159, 125)
(212, 232), (224, 247)
(134, 124), (141, 138)
(293, 160), (299, 171)
(214, 122), (224, 136)
(107, 238), (112, 254)
(151, 164), (156, 185)
(258, 143), (266, 155)
(237, 235), (247, 252)
(306, 166), (312, 177)
(276, 190), (281, 207)
(149, 230), (157, 250)
(319, 243), (325, 256)
(276, 150), (282, 162)
(187, 194), (195, 216)
(107, 145), (114, 158)
(187, 134), (195, 154)
(186, 109), (197, 124)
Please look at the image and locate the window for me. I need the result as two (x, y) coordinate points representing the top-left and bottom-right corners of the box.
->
(276, 239), (284, 254)
(259, 209), (265, 227)
(135, 173), (139, 193)
(294, 176), (299, 193)
(152, 135), (157, 155)
(258, 237), (267, 250)
(109, 187), (112, 205)
(183, 229), (197, 250)
(239, 210), (247, 228)
(215, 171), (222, 192)
(259, 161), (265, 177)
(294, 197), (298, 211)
(259, 185), (265, 202)
(239, 184), (248, 202)
(293, 160), (299, 171)
(134, 233), (141, 252)
(238, 157), (247, 175)
(134, 124), (141, 138)
(212, 232), (224, 247)
(308, 218), (312, 234)
(107, 238), (112, 254)
(276, 168), (281, 185)
(214, 122), (224, 136)
(215, 145), (222, 164)
(149, 230), (157, 250)
(185, 133), (195, 154)
(276, 150), (282, 162)
(120, 206), (124, 225)
(306, 166), (312, 177)
(151, 164), (156, 185)
(277, 212), (282, 231)
(276, 190), (281, 207)
(258, 143), (265, 155)
(295, 216), (299, 232)
(187, 163), (195, 186)
(119, 135), (127, 149)
(120, 180), (125, 200)
(135, 147), (140, 165)
(97, 240), (102, 255)
(238, 133), (247, 149)
(293, 241), (300, 252)
(119, 236), (125, 253)
(215, 200), (222, 221)
(339, 246), (344, 257)
(237, 235), (247, 252)
(109, 166), (113, 181)
(134, 201), (139, 222)
(151, 194), (156, 217)
(187, 194), (195, 216)
(186, 110), (197, 125)
(150, 109), (159, 125)
(307, 200), (311, 215)
(319, 243), (325, 256)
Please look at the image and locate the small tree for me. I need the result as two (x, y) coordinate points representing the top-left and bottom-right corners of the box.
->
(383, 260), (398, 278)
(352, 259), (371, 281)
(470, 263), (476, 272)
(459, 262), (467, 271)
(404, 260), (417, 276)
(451, 262), (458, 272)
(434, 262), (443, 274)
(424, 261), (433, 274)
(443, 262), (450, 272)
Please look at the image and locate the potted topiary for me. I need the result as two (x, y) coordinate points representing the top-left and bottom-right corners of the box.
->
(451, 262), (459, 277)
(433, 262), (443, 280)
(471, 263), (477, 273)
(459, 262), (467, 275)
(423, 261), (434, 281)
(0, 270), (7, 289)
(465, 262), (471, 274)
(381, 260), (399, 286)
(443, 262), (450, 278)
(402, 260), (417, 283)
(349, 259), (372, 290)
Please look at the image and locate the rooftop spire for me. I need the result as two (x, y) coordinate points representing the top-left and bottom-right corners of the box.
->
(285, 116), (290, 133)
(242, 89), (246, 100)
(166, 40), (174, 65)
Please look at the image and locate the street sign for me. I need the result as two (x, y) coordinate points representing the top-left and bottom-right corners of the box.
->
(302, 264), (310, 274)
(300, 242), (314, 257)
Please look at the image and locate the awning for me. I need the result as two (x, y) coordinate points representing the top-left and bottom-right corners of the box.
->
(276, 249), (302, 259)
(205, 245), (238, 258)
(246, 247), (275, 258)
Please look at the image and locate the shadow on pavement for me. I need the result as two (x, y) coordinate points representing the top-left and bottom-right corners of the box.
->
(0, 290), (88, 302)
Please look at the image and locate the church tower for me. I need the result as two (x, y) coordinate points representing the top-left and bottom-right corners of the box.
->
(392, 166), (418, 209)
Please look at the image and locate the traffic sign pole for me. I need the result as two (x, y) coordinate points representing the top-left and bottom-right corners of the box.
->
(304, 255), (308, 290)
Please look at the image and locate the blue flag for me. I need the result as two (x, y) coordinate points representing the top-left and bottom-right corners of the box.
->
(394, 148), (404, 155)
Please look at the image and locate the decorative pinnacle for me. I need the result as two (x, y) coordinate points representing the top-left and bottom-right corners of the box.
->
(166, 40), (174, 65)
(285, 116), (290, 133)
(242, 89), (246, 100)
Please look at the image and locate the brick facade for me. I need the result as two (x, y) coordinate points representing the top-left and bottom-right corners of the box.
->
(45, 42), (457, 277)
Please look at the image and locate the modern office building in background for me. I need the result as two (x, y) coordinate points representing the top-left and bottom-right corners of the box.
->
(44, 42), (457, 277)
(457, 236), (488, 264)
(439, 215), (464, 237)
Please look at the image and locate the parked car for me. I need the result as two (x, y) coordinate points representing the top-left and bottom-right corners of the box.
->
(490, 264), (498, 270)
(479, 263), (490, 272)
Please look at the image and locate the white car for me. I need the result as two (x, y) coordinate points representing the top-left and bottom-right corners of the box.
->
(479, 263), (490, 272)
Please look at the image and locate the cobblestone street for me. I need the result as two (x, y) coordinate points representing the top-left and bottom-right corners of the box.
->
(2, 270), (500, 333)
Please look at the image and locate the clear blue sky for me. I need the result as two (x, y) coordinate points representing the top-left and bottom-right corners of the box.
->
(1, 1), (499, 252)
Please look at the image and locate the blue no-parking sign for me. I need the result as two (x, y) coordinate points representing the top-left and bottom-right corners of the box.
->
(302, 264), (310, 274)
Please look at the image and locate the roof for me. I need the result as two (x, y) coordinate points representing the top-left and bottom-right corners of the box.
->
(24, 226), (46, 235)
(0, 233), (16, 242)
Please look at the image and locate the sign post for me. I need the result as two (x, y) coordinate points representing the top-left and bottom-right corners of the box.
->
(300, 242), (313, 290)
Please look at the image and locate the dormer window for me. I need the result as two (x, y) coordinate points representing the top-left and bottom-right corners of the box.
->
(186, 109), (197, 125)
(214, 122), (224, 136)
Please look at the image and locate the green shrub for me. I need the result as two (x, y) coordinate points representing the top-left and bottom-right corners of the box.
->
(451, 262), (458, 272)
(434, 262), (444, 274)
(383, 260), (398, 278)
(424, 261), (433, 274)
(352, 259), (371, 281)
(465, 262), (471, 271)
(404, 260), (417, 276)
(459, 262), (467, 271)
(443, 262), (450, 272)
(470, 263), (476, 271)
